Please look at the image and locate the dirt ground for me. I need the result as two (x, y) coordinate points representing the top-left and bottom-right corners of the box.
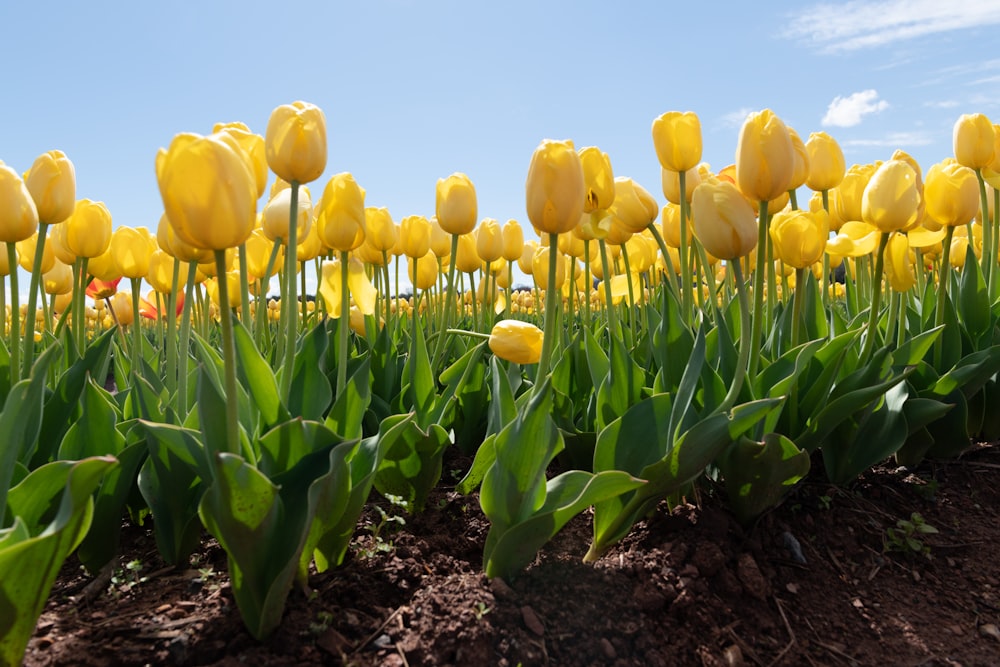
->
(22, 443), (1000, 667)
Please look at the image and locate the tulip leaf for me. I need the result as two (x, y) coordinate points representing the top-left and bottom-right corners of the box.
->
(668, 324), (706, 442)
(326, 358), (371, 441)
(891, 326), (943, 368)
(719, 433), (810, 524)
(596, 334), (644, 431)
(399, 320), (435, 424)
(233, 319), (288, 431)
(373, 414), (451, 513)
(582, 328), (610, 391)
(931, 346), (1000, 399)
(483, 469), (644, 579)
(57, 375), (125, 461)
(257, 417), (344, 478)
(286, 322), (332, 422)
(0, 456), (117, 667)
(958, 244), (989, 342)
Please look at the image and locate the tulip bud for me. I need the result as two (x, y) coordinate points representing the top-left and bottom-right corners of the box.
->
(316, 172), (366, 252)
(690, 180), (758, 260)
(578, 146), (615, 213)
(953, 113), (996, 170)
(17, 232), (55, 274)
(862, 159), (920, 233)
(769, 208), (830, 269)
(436, 173), (478, 235)
(365, 207), (398, 253)
(476, 217), (503, 263)
(501, 219), (524, 261)
(25, 150), (76, 224)
(407, 251), (439, 291)
(0, 163), (39, 244)
(488, 319), (543, 365)
(111, 226), (157, 279)
(399, 214), (432, 259)
(525, 139), (585, 235)
(531, 245), (566, 291)
(265, 101), (328, 184)
(454, 232), (481, 274)
(651, 111), (702, 173)
(924, 160), (980, 227)
(660, 166), (701, 205)
(63, 199), (113, 259)
(735, 109), (795, 202)
(804, 132), (846, 192)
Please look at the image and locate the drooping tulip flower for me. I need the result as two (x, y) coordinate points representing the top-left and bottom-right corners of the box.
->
(64, 199), (113, 259)
(156, 132), (257, 250)
(735, 109), (795, 202)
(609, 177), (659, 234)
(265, 101), (327, 184)
(316, 172), (366, 252)
(862, 159), (921, 233)
(805, 132), (846, 192)
(525, 139), (585, 235)
(769, 208), (830, 269)
(578, 146), (615, 213)
(651, 111), (702, 173)
(0, 163), (39, 243)
(690, 179), (758, 260)
(25, 150), (76, 225)
(436, 173), (478, 235)
(924, 161), (980, 227)
(488, 319), (543, 365)
(318, 256), (377, 317)
(884, 233), (916, 292)
(953, 113), (996, 170)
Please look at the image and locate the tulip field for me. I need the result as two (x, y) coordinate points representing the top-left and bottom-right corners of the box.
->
(4, 103), (1000, 665)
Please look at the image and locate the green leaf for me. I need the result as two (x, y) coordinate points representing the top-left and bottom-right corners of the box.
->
(959, 244), (990, 342)
(325, 358), (372, 441)
(596, 334), (644, 431)
(286, 322), (332, 421)
(399, 320), (435, 423)
(0, 456), (117, 667)
(720, 433), (810, 523)
(233, 318), (288, 430)
(58, 375), (125, 460)
(892, 326), (943, 368)
(823, 381), (910, 485)
(373, 414), (451, 513)
(257, 418), (344, 478)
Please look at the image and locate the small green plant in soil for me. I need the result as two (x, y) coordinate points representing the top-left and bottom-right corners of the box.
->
(884, 512), (939, 559)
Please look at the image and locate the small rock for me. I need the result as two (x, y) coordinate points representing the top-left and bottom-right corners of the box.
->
(980, 623), (1000, 642)
(912, 569), (921, 582)
(785, 582), (799, 595)
(949, 624), (964, 636)
(600, 637), (616, 660)
(372, 634), (393, 650)
(521, 605), (544, 636)
(490, 577), (515, 600)
(722, 643), (746, 667)
(781, 532), (807, 564)
(737, 553), (769, 602)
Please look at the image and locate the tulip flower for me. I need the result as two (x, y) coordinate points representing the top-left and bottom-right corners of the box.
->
(0, 163), (39, 244)
(735, 109), (795, 203)
(407, 251), (439, 291)
(476, 218), (503, 264)
(862, 160), (920, 234)
(318, 256), (377, 318)
(400, 215), (432, 259)
(690, 180), (758, 261)
(488, 319), (543, 365)
(579, 146), (615, 213)
(436, 173), (478, 236)
(525, 139), (585, 236)
(261, 185), (313, 243)
(316, 173), (366, 252)
(63, 199), (113, 260)
(786, 128), (810, 195)
(265, 101), (328, 185)
(652, 111), (702, 173)
(215, 121), (268, 199)
(365, 207), (398, 254)
(954, 113), (996, 170)
(501, 219), (524, 262)
(25, 150), (76, 225)
(885, 232), (916, 293)
(924, 161), (980, 228)
(17, 233), (54, 274)
(110, 226), (156, 280)
(769, 208), (829, 270)
(805, 132), (846, 193)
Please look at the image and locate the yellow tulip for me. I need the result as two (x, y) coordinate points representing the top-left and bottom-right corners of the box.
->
(476, 217), (503, 263)
(25, 150), (76, 224)
(147, 248), (188, 294)
(518, 240), (539, 276)
(63, 199), (113, 259)
(735, 109), (794, 202)
(924, 161), (980, 227)
(0, 163), (39, 243)
(454, 232), (481, 274)
(609, 177), (659, 234)
(111, 226), (157, 279)
(950, 233), (971, 267)
(206, 270), (242, 309)
(156, 132), (257, 250)
(400, 214), (432, 259)
(827, 221), (879, 258)
(214, 121), (268, 199)
(429, 217), (452, 258)
(907, 224), (947, 250)
(578, 146), (615, 213)
(575, 210), (612, 241)
(407, 251), (439, 291)
(364, 207), (398, 253)
(265, 101), (327, 184)
(87, 247), (122, 282)
(317, 256), (377, 318)
(156, 213), (212, 263)
(0, 244), (15, 276)
(108, 291), (134, 327)
(501, 219), (524, 262)
(316, 172), (366, 252)
(660, 165), (701, 205)
(436, 173), (478, 235)
(43, 259), (73, 295)
(884, 232), (916, 292)
(953, 113), (996, 170)
(17, 233), (54, 274)
(558, 230), (586, 258)
(531, 245), (566, 291)
(660, 203), (689, 248)
(769, 208), (829, 269)
(49, 223), (76, 264)
(297, 221), (325, 262)
(690, 180), (758, 260)
(261, 184), (313, 243)
(862, 159), (920, 233)
(525, 139), (585, 235)
(787, 128), (810, 191)
(805, 132), (845, 192)
(652, 110), (704, 176)
(488, 319), (543, 365)
(834, 162), (878, 223)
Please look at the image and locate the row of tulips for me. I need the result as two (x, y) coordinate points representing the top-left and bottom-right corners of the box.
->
(2, 101), (1000, 663)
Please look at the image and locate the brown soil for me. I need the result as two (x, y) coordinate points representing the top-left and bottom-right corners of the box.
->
(22, 444), (1000, 667)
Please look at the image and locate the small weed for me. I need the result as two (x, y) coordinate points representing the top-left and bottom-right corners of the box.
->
(884, 512), (938, 559)
(357, 494), (408, 559)
(308, 610), (336, 636)
(474, 602), (491, 619)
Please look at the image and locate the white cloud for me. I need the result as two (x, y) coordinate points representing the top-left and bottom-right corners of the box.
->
(924, 100), (961, 109)
(785, 1), (1000, 52)
(822, 90), (889, 127)
(842, 131), (933, 148)
(720, 107), (755, 128)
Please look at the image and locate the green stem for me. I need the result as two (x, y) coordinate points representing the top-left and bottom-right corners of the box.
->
(21, 222), (49, 379)
(166, 257), (180, 400)
(719, 261), (752, 413)
(597, 239), (619, 339)
(177, 260), (198, 417)
(238, 242), (251, 326)
(976, 169), (993, 297)
(214, 248), (240, 455)
(748, 201), (769, 379)
(280, 182), (300, 399)
(934, 226), (956, 368)
(431, 234), (460, 369)
(131, 277), (143, 373)
(6, 243), (20, 379)
(860, 232), (890, 365)
(337, 251), (350, 397)
(678, 170), (691, 323)
(535, 232), (561, 389)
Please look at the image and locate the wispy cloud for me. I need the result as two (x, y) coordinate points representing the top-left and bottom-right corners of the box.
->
(842, 131), (934, 148)
(924, 100), (961, 109)
(720, 107), (754, 128)
(822, 90), (889, 127)
(785, 1), (1000, 52)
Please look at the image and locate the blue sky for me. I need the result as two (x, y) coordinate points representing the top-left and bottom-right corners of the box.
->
(2, 0), (1000, 291)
